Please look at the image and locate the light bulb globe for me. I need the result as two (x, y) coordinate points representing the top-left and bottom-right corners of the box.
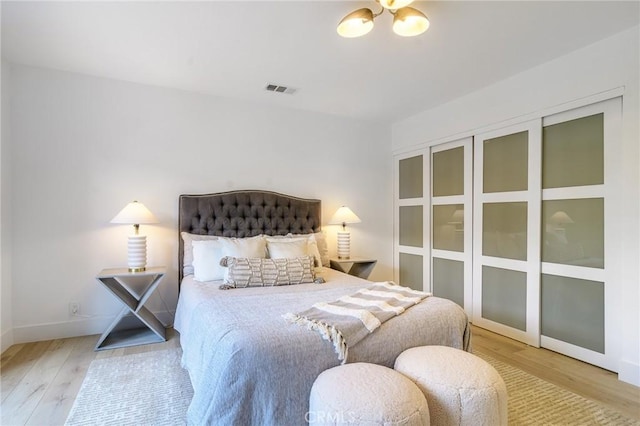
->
(393, 7), (430, 37)
(337, 8), (375, 38)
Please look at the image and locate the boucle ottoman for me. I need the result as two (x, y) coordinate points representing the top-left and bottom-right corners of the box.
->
(394, 346), (507, 426)
(309, 362), (430, 425)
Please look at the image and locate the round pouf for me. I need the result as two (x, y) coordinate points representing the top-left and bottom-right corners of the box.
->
(309, 362), (430, 425)
(394, 346), (507, 426)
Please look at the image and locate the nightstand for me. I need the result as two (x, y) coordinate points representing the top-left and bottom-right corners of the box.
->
(95, 267), (167, 351)
(329, 258), (377, 279)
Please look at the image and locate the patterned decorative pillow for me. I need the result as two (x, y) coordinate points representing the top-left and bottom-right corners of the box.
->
(220, 256), (316, 288)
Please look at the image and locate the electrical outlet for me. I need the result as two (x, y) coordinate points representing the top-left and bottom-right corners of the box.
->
(69, 302), (80, 316)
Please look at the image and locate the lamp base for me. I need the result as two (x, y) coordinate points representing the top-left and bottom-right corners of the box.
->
(127, 235), (148, 272)
(337, 231), (351, 260)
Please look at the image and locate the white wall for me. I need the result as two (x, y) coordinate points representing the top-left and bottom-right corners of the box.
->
(1, 60), (14, 352)
(392, 26), (640, 386)
(5, 63), (392, 344)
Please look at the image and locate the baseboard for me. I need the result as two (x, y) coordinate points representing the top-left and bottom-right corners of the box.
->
(1, 328), (14, 353)
(12, 310), (175, 345)
(618, 360), (640, 387)
(13, 316), (114, 344)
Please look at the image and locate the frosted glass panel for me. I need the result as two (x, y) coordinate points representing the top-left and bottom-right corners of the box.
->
(543, 113), (604, 189)
(433, 147), (464, 197)
(433, 258), (464, 307)
(482, 266), (527, 331)
(399, 155), (423, 199)
(433, 204), (464, 252)
(399, 206), (423, 248)
(483, 131), (528, 193)
(542, 274), (604, 353)
(542, 198), (604, 268)
(483, 202), (528, 261)
(399, 253), (423, 291)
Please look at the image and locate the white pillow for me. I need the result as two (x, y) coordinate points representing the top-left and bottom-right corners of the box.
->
(192, 240), (225, 282)
(181, 232), (219, 276)
(283, 234), (325, 267)
(307, 234), (325, 268)
(266, 235), (323, 268)
(218, 235), (266, 258)
(312, 232), (330, 267)
(267, 239), (308, 259)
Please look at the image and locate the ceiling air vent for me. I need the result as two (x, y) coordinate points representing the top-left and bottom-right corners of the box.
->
(265, 83), (297, 95)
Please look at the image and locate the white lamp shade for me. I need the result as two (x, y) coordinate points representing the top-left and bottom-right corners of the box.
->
(393, 7), (430, 37)
(329, 206), (362, 226)
(550, 211), (574, 225)
(111, 201), (159, 225)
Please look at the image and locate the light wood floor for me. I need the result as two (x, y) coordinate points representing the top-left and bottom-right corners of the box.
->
(1, 325), (638, 425)
(472, 326), (640, 421)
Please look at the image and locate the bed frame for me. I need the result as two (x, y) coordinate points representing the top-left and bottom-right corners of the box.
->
(178, 190), (321, 283)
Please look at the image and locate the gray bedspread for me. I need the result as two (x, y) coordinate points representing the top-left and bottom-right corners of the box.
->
(174, 269), (470, 426)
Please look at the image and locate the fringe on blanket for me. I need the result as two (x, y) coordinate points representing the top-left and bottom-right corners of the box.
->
(282, 313), (349, 364)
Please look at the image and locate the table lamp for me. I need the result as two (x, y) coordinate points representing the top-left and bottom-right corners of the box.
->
(329, 206), (361, 259)
(111, 201), (159, 272)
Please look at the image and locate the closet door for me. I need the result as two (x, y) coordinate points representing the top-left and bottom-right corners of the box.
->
(473, 121), (541, 346)
(540, 98), (620, 371)
(395, 152), (429, 291)
(430, 138), (472, 314)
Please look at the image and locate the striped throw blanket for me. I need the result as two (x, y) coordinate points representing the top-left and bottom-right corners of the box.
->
(283, 282), (430, 363)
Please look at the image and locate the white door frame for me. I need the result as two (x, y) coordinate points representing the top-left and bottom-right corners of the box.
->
(472, 119), (542, 347)
(539, 97), (621, 371)
(430, 137), (473, 315)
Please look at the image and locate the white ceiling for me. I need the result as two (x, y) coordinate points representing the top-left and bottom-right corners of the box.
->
(2, 1), (638, 124)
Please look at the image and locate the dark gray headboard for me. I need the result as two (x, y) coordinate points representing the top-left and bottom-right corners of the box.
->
(178, 190), (321, 282)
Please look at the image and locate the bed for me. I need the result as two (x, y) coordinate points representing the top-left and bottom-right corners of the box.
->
(174, 190), (470, 425)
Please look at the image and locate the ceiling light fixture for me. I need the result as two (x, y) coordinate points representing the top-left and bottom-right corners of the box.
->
(337, 0), (429, 38)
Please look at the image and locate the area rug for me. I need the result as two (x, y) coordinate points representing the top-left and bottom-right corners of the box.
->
(66, 348), (638, 425)
(65, 349), (192, 426)
(476, 352), (640, 426)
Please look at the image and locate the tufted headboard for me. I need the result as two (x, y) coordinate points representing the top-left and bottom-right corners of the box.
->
(178, 190), (321, 283)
